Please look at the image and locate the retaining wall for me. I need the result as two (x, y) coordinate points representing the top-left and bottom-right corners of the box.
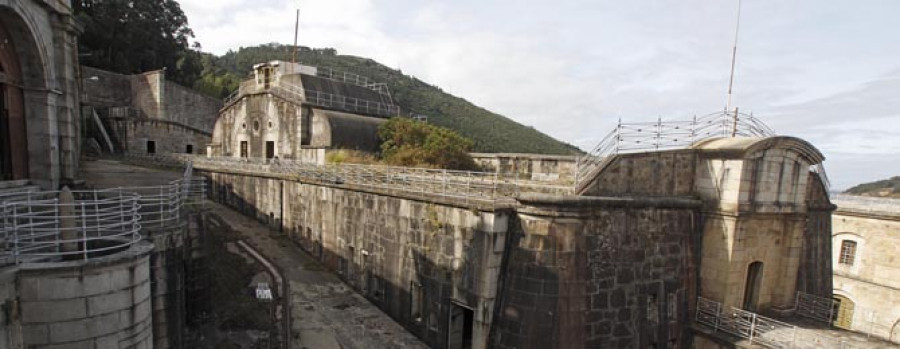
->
(201, 167), (703, 348)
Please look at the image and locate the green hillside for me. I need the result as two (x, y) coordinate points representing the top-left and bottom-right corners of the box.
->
(844, 176), (900, 197)
(204, 44), (582, 155)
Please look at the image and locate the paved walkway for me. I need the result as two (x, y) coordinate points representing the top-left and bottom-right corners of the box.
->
(81, 159), (428, 349)
(205, 202), (428, 349)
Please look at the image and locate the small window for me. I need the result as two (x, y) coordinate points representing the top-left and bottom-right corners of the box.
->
(266, 141), (275, 159)
(240, 141), (248, 158)
(186, 144), (193, 154)
(839, 240), (857, 266)
(146, 141), (156, 154)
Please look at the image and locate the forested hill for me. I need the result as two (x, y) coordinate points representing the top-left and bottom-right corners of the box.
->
(844, 176), (900, 197)
(195, 44), (582, 155)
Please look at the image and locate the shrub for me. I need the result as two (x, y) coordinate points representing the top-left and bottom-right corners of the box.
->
(378, 118), (478, 170)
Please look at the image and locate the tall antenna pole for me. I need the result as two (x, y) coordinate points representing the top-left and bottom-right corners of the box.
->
(725, 0), (743, 112)
(292, 9), (300, 66)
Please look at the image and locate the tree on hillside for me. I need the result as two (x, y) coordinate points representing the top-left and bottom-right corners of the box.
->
(74, 0), (200, 86)
(378, 118), (478, 171)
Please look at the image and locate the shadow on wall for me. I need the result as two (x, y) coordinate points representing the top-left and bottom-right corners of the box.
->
(207, 177), (494, 349)
(203, 171), (700, 348)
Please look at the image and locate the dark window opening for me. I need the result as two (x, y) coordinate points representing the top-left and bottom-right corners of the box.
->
(266, 141), (275, 159)
(448, 302), (474, 349)
(240, 141), (248, 158)
(186, 144), (193, 154)
(146, 141), (156, 154)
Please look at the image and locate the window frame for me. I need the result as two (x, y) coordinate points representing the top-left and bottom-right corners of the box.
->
(839, 240), (857, 266)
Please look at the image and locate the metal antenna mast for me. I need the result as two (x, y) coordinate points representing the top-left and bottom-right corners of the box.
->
(292, 8), (300, 66)
(725, 0), (743, 112)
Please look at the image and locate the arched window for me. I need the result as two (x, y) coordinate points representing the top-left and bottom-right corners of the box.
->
(839, 240), (857, 266)
(832, 294), (854, 329)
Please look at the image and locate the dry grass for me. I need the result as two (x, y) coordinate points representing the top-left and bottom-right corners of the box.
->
(325, 149), (381, 165)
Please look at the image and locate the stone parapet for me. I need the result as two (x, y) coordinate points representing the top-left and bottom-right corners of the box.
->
(9, 241), (155, 349)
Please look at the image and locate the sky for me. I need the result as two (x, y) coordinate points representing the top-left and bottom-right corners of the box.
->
(179, 0), (900, 190)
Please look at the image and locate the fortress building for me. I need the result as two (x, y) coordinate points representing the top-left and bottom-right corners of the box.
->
(3, 0), (897, 347)
(210, 61), (398, 164)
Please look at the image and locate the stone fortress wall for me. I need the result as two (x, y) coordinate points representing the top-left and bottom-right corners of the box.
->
(830, 195), (900, 342)
(193, 133), (834, 348)
(81, 66), (222, 156)
(0, 0), (81, 188)
(210, 62), (393, 165)
(470, 153), (578, 184)
(202, 167), (701, 348)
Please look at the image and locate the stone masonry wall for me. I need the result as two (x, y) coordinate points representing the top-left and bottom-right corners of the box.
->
(14, 242), (155, 348)
(82, 66), (132, 107)
(579, 150), (696, 197)
(832, 209), (900, 341)
(492, 196), (700, 348)
(470, 153), (578, 184)
(163, 81), (221, 132)
(201, 167), (703, 349)
(109, 118), (211, 155)
(205, 171), (509, 349)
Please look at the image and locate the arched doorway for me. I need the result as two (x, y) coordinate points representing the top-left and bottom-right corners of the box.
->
(743, 261), (764, 312)
(832, 294), (854, 330)
(0, 11), (36, 181)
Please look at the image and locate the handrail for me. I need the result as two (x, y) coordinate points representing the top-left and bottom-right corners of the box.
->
(126, 154), (519, 204)
(225, 79), (399, 117)
(696, 297), (864, 349)
(314, 66), (393, 97)
(575, 110), (781, 191)
(0, 166), (206, 265)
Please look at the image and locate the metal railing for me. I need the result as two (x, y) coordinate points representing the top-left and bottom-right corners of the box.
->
(303, 88), (398, 117)
(795, 292), (894, 343)
(796, 292), (835, 323)
(0, 165), (206, 264)
(576, 110), (776, 189)
(223, 72), (399, 117)
(696, 297), (864, 349)
(0, 190), (142, 264)
(126, 154), (520, 203)
(314, 66), (393, 97)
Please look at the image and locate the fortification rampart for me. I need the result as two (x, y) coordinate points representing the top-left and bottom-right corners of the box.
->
(195, 158), (703, 348)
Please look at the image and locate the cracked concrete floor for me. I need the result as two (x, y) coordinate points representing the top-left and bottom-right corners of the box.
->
(81, 159), (428, 349)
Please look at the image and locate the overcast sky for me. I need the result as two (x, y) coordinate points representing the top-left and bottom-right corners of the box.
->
(179, 0), (900, 190)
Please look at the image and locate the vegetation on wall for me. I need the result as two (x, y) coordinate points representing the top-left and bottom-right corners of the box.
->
(844, 176), (900, 197)
(378, 117), (478, 170)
